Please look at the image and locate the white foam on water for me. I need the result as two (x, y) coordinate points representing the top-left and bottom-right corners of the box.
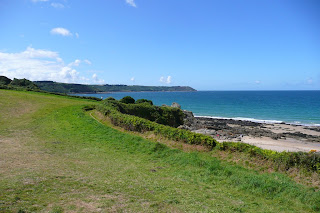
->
(194, 115), (320, 126)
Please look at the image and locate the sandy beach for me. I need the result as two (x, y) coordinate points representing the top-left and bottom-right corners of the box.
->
(181, 112), (320, 152)
(240, 123), (320, 152)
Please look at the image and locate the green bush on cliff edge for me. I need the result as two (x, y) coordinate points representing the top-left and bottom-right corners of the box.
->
(96, 98), (216, 148)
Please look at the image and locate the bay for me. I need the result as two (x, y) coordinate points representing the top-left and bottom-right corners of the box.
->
(74, 91), (320, 126)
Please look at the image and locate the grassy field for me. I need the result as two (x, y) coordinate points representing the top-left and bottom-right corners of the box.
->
(0, 90), (319, 212)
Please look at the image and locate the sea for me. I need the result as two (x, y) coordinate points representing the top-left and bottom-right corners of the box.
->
(75, 91), (320, 126)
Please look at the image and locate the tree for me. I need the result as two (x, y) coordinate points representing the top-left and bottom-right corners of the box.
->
(0, 76), (12, 85)
(120, 96), (135, 104)
(136, 99), (153, 105)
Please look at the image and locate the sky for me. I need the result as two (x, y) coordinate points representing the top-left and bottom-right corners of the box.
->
(0, 0), (319, 90)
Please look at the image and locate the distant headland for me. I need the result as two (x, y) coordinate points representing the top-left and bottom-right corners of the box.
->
(0, 76), (196, 93)
(34, 81), (197, 93)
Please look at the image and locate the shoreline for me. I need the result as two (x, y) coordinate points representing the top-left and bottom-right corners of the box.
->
(182, 111), (320, 152)
(194, 115), (320, 127)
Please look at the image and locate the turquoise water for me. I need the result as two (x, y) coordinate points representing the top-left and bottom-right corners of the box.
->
(75, 91), (320, 126)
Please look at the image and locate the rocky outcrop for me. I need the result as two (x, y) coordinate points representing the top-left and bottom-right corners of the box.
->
(179, 116), (286, 141)
(178, 110), (197, 130)
(175, 103), (320, 143)
(171, 102), (181, 109)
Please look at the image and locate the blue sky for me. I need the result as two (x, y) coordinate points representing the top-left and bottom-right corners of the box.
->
(0, 0), (319, 90)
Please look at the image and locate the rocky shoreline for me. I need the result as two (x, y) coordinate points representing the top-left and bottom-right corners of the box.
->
(178, 109), (320, 152)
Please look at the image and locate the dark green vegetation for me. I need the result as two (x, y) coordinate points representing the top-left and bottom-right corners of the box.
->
(103, 97), (184, 127)
(0, 76), (39, 90)
(34, 81), (97, 93)
(34, 80), (196, 93)
(97, 98), (217, 147)
(1, 90), (320, 212)
(0, 76), (103, 102)
(135, 98), (154, 105)
(120, 96), (136, 104)
(0, 76), (12, 85)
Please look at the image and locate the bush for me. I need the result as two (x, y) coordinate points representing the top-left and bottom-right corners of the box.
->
(10, 78), (39, 90)
(101, 99), (184, 127)
(0, 76), (12, 85)
(106, 97), (116, 101)
(136, 99), (153, 105)
(120, 96), (135, 104)
(96, 103), (217, 148)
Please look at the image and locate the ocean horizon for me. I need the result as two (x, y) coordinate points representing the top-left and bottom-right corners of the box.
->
(75, 90), (320, 126)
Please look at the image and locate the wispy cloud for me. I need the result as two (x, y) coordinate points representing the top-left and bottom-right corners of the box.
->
(92, 74), (105, 84)
(0, 47), (94, 83)
(68, 59), (81, 67)
(130, 77), (135, 82)
(84, 59), (92, 65)
(51, 3), (65, 9)
(50, 27), (73, 37)
(31, 0), (49, 2)
(126, 0), (137, 7)
(160, 76), (172, 84)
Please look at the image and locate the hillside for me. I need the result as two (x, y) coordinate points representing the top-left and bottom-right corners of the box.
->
(0, 89), (319, 212)
(0, 76), (39, 90)
(34, 81), (196, 94)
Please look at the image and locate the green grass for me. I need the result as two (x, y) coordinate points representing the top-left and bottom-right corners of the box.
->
(0, 89), (320, 212)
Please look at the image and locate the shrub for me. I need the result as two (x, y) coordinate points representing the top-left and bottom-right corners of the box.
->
(136, 99), (153, 105)
(120, 96), (135, 104)
(106, 97), (116, 101)
(101, 99), (184, 127)
(0, 76), (12, 85)
(96, 103), (217, 148)
(10, 78), (39, 90)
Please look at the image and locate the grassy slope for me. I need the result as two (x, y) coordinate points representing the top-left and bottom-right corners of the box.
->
(0, 90), (319, 212)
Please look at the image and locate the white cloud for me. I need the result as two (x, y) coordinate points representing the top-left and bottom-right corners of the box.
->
(50, 27), (72, 37)
(0, 47), (90, 83)
(51, 3), (65, 8)
(160, 76), (172, 84)
(167, 76), (172, 84)
(130, 77), (135, 82)
(22, 46), (59, 58)
(68, 59), (81, 67)
(126, 0), (137, 7)
(255, 80), (261, 84)
(84, 59), (92, 65)
(92, 74), (105, 84)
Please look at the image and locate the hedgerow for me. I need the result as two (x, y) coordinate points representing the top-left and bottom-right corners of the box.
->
(102, 98), (184, 127)
(217, 142), (320, 173)
(96, 103), (216, 148)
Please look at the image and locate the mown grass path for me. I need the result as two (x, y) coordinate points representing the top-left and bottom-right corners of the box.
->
(0, 90), (319, 212)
